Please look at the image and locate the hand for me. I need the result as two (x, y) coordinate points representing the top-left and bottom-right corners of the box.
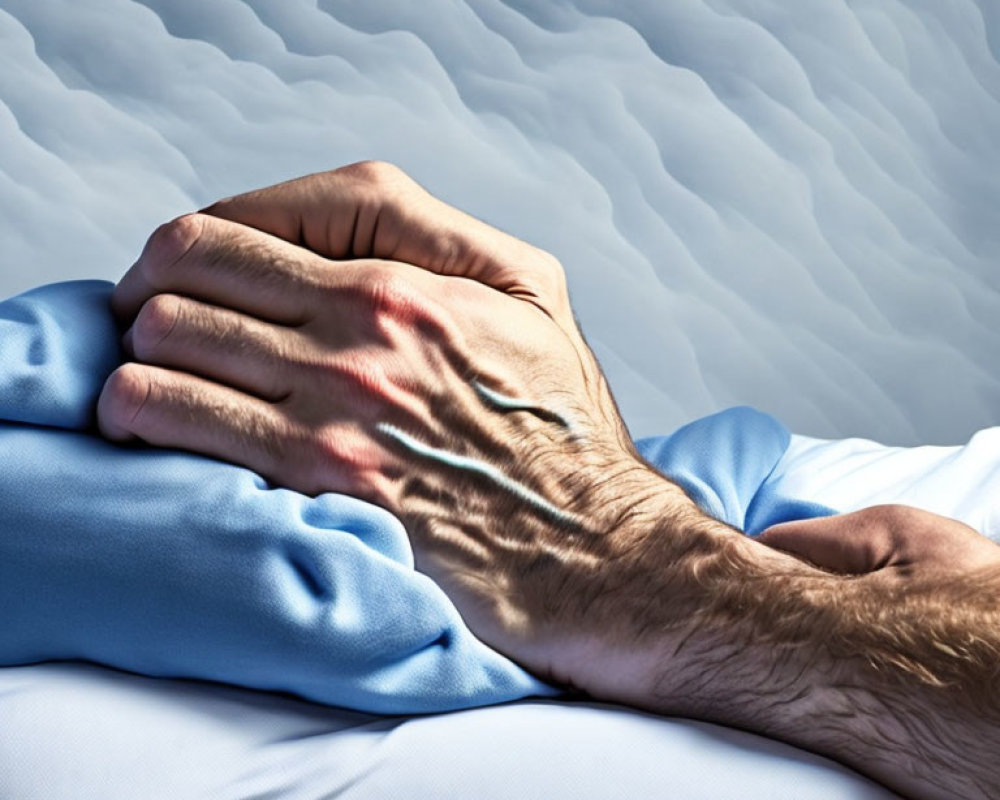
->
(98, 198), (664, 678)
(758, 504), (1000, 577)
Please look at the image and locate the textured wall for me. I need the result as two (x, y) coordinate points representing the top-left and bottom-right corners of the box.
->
(1, 0), (997, 444)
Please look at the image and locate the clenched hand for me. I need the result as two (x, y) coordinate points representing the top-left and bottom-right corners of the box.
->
(98, 163), (676, 680)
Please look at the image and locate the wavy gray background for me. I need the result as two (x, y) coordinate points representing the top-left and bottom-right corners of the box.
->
(1, 0), (997, 445)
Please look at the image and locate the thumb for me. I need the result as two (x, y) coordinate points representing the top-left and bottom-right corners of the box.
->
(756, 511), (893, 575)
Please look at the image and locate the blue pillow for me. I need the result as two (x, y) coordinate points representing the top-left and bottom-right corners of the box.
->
(0, 281), (832, 713)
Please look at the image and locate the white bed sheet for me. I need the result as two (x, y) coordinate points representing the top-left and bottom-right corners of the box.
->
(0, 663), (897, 800)
(775, 429), (1000, 542)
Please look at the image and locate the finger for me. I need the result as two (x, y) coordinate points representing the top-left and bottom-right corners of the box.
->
(97, 362), (287, 483)
(756, 513), (890, 575)
(201, 161), (570, 311)
(113, 212), (327, 324)
(125, 293), (299, 402)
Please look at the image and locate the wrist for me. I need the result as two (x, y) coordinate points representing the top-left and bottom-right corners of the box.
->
(535, 469), (829, 708)
(520, 463), (737, 692)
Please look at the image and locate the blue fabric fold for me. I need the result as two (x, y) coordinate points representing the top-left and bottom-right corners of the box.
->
(0, 281), (554, 713)
(0, 281), (835, 713)
(635, 407), (837, 535)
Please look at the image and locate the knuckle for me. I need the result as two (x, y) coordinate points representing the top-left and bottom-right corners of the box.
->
(143, 213), (205, 284)
(311, 427), (376, 490)
(132, 294), (182, 356)
(313, 428), (351, 470)
(100, 363), (152, 429)
(348, 268), (458, 351)
(370, 273), (448, 339)
(537, 250), (566, 280)
(358, 268), (416, 314)
(341, 160), (407, 188)
(531, 249), (568, 293)
(334, 162), (418, 215)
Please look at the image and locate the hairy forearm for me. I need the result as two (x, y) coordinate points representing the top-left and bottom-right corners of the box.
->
(548, 473), (1000, 800)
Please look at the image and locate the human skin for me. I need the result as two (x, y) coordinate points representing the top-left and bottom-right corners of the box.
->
(99, 163), (1000, 800)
